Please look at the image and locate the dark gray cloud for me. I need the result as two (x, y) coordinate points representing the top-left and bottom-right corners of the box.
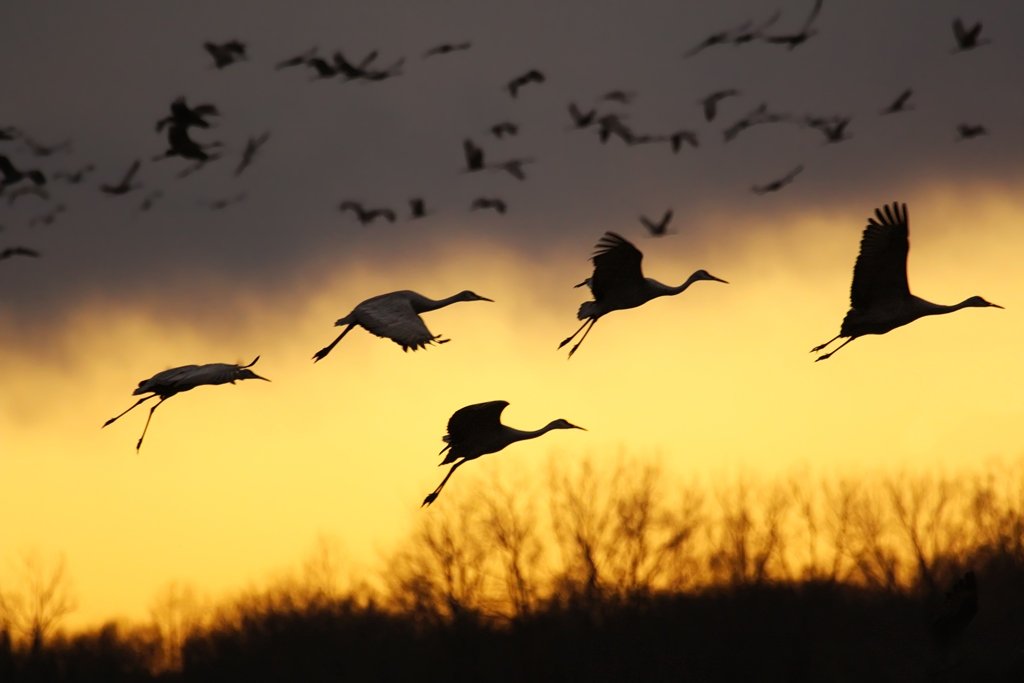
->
(0, 0), (1021, 325)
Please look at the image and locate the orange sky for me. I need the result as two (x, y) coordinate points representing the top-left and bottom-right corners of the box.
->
(2, 185), (1022, 628)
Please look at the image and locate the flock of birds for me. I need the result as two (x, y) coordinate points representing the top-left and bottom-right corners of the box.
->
(100, 199), (1001, 506)
(0, 6), (1004, 509)
(0, 7), (998, 255)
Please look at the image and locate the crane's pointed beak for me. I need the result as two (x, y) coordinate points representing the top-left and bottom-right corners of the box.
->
(478, 296), (495, 302)
(252, 373), (271, 382)
(990, 302), (1004, 309)
(711, 275), (729, 284)
(570, 423), (587, 431)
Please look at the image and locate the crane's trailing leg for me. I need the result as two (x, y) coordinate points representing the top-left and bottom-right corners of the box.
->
(136, 398), (168, 452)
(422, 461), (464, 507)
(814, 337), (854, 362)
(567, 319), (597, 358)
(312, 324), (356, 362)
(810, 335), (841, 354)
(102, 394), (157, 428)
(558, 319), (593, 353)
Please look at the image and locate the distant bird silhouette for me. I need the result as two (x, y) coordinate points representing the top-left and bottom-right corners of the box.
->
(600, 90), (636, 105)
(234, 131), (271, 176)
(489, 122), (519, 138)
(156, 97), (219, 132)
(204, 40), (247, 68)
(567, 102), (598, 129)
(811, 202), (1001, 361)
(640, 209), (673, 236)
(462, 138), (485, 171)
(0, 155), (46, 187)
(956, 123), (988, 140)
(685, 18), (753, 57)
(806, 116), (851, 143)
(560, 232), (728, 357)
(951, 18), (989, 53)
(732, 10), (781, 43)
(408, 197), (429, 219)
(663, 129), (699, 153)
(491, 158), (533, 181)
(423, 41), (471, 58)
(763, 0), (823, 49)
(930, 570), (978, 656)
(701, 89), (740, 122)
(6, 184), (49, 205)
(275, 47), (318, 69)
(100, 160), (142, 195)
(723, 103), (790, 142)
(422, 401), (584, 507)
(596, 114), (636, 144)
(470, 197), (507, 214)
(155, 125), (221, 163)
(338, 201), (397, 225)
(751, 164), (804, 194)
(20, 134), (71, 157)
(880, 88), (914, 115)
(138, 190), (163, 213)
(304, 57), (339, 79)
(29, 204), (66, 226)
(103, 356), (269, 451)
(332, 50), (380, 80)
(53, 164), (95, 184)
(362, 57), (405, 81)
(312, 289), (493, 361)
(506, 69), (545, 97)
(0, 246), (40, 261)
(200, 193), (247, 211)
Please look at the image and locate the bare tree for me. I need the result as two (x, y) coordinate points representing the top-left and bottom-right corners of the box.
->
(0, 551), (76, 651)
(149, 580), (204, 672)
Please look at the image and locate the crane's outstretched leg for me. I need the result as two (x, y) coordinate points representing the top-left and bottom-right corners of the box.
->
(567, 319), (597, 358)
(559, 318), (594, 354)
(102, 394), (157, 428)
(312, 324), (356, 362)
(814, 337), (855, 362)
(810, 335), (841, 354)
(136, 397), (168, 452)
(422, 461), (464, 507)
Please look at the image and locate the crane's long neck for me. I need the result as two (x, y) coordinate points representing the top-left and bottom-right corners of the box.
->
(507, 422), (561, 444)
(657, 274), (702, 297)
(415, 293), (464, 312)
(917, 298), (980, 318)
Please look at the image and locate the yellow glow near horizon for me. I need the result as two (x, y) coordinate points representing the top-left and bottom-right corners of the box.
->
(2, 186), (1023, 628)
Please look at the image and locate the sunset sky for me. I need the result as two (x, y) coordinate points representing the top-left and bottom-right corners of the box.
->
(2, 0), (1023, 628)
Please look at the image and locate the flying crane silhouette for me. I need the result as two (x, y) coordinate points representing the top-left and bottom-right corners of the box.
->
(102, 357), (269, 451)
(421, 400), (584, 507)
(312, 289), (493, 362)
(811, 202), (1002, 361)
(559, 232), (728, 357)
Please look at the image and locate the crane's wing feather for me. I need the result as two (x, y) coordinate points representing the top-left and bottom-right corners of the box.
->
(356, 295), (438, 350)
(849, 202), (910, 309)
(589, 232), (644, 297)
(446, 400), (509, 444)
(135, 364), (199, 393)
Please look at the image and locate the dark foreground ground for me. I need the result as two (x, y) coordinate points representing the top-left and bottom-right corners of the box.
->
(3, 575), (1022, 683)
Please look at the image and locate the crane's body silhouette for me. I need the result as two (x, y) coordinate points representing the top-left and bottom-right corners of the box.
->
(422, 400), (584, 507)
(313, 289), (493, 362)
(103, 356), (269, 451)
(560, 232), (728, 357)
(812, 203), (1002, 361)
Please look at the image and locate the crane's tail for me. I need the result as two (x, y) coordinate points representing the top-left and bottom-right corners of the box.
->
(577, 301), (599, 320)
